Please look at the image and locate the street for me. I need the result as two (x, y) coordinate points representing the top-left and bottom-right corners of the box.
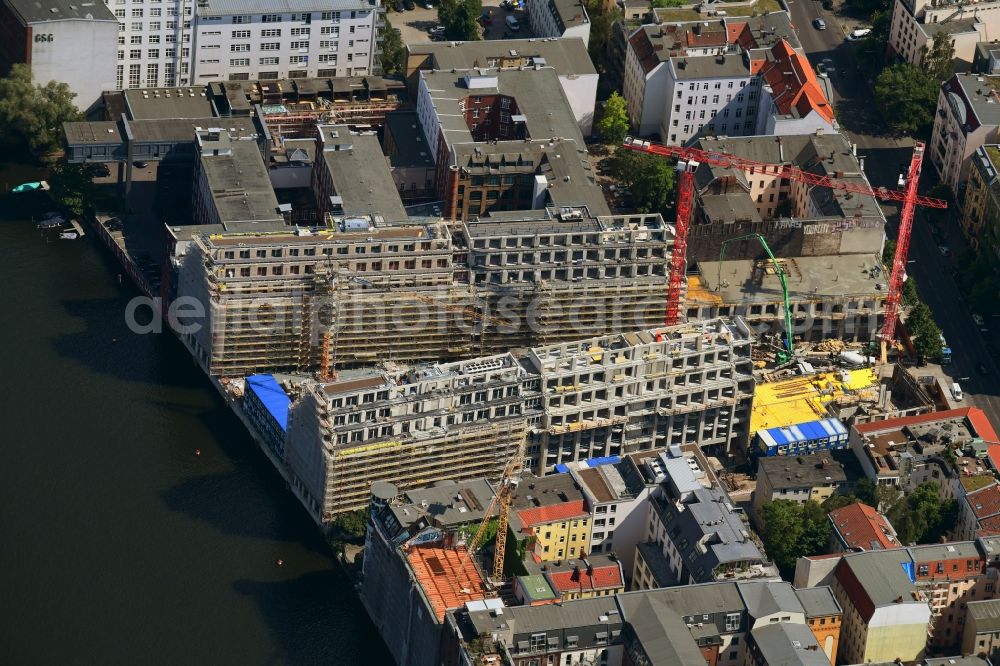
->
(784, 0), (1000, 421)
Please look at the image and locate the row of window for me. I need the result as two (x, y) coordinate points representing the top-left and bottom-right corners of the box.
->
(232, 11), (364, 24)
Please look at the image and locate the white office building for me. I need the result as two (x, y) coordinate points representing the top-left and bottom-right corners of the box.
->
(111, 0), (383, 89)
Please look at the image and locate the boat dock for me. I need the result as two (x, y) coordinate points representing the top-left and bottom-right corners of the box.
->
(68, 219), (85, 237)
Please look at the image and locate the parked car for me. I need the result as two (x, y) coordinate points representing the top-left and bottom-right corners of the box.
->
(428, 25), (446, 34)
(132, 160), (149, 168)
(848, 27), (871, 40)
(92, 164), (111, 177)
(813, 18), (826, 29)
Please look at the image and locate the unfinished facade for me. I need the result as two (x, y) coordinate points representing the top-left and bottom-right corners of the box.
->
(285, 354), (537, 521)
(523, 319), (755, 469)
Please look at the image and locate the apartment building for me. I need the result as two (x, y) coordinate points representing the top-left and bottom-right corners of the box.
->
(541, 554), (626, 601)
(961, 144), (1000, 252)
(526, 0), (589, 46)
(794, 586), (842, 664)
(509, 473), (592, 563)
(285, 353), (535, 521)
(930, 74), (1000, 193)
(888, 0), (992, 70)
(403, 38), (598, 134)
(960, 483), (1000, 539)
(831, 549), (933, 664)
(745, 622), (827, 666)
(634, 466), (774, 587)
(828, 502), (898, 553)
(0, 0), (117, 109)
(444, 597), (625, 666)
(751, 454), (847, 522)
(962, 599), (1000, 663)
(414, 67), (608, 220)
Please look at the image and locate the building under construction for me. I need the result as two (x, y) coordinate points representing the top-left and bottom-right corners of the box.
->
(278, 318), (754, 522)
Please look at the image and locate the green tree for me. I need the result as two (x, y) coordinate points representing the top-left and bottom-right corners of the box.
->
(439, 0), (483, 41)
(846, 0), (889, 17)
(922, 37), (955, 83)
(331, 509), (369, 540)
(759, 500), (831, 577)
(874, 63), (940, 137)
(856, 10), (890, 74)
(822, 492), (863, 512)
(49, 162), (96, 214)
(597, 92), (630, 144)
(585, 2), (620, 74)
(379, 20), (405, 75)
(887, 481), (955, 544)
(607, 147), (676, 214)
(852, 478), (901, 513)
(0, 64), (82, 155)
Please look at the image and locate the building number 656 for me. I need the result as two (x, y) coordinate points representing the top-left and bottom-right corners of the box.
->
(34, 33), (54, 43)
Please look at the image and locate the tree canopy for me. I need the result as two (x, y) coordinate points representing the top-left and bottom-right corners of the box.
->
(0, 64), (82, 155)
(887, 482), (958, 545)
(584, 0), (620, 76)
(607, 147), (676, 215)
(439, 0), (483, 41)
(759, 500), (831, 578)
(379, 21), (405, 75)
(922, 37), (956, 83)
(907, 301), (943, 361)
(597, 92), (630, 145)
(874, 63), (940, 137)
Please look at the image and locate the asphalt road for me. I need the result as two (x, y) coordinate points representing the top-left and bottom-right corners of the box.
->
(786, 0), (1000, 421)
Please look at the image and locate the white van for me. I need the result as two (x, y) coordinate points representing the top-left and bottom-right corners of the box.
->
(849, 28), (871, 40)
(506, 15), (520, 31)
(951, 382), (964, 401)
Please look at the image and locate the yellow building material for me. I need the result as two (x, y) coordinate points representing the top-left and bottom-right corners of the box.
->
(750, 369), (878, 435)
(686, 275), (724, 306)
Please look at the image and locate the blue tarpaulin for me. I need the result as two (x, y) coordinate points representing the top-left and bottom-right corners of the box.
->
(246, 375), (291, 431)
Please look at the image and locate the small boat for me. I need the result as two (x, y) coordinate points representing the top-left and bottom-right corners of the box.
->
(11, 180), (49, 193)
(59, 231), (79, 240)
(37, 217), (65, 229)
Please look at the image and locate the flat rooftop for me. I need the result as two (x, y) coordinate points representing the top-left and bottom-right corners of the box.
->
(318, 125), (408, 222)
(196, 0), (373, 17)
(390, 478), (496, 528)
(6, 0), (116, 23)
(758, 453), (847, 490)
(405, 545), (487, 621)
(124, 88), (216, 120)
(384, 111), (435, 169)
(200, 136), (283, 227)
(407, 38), (596, 76)
(696, 254), (887, 304)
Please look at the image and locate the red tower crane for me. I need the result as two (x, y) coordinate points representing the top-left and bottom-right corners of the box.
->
(621, 138), (946, 345)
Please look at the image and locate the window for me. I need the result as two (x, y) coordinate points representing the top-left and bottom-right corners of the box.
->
(130, 48), (141, 59)
(147, 49), (159, 58)
(130, 35), (142, 44)
(150, 8), (161, 16)
(131, 8), (143, 17)
(231, 29), (250, 38)
(289, 55), (307, 64)
(260, 42), (280, 50)
(319, 40), (336, 48)
(131, 22), (142, 31)
(149, 21), (160, 30)
(725, 613), (740, 631)
(259, 56), (279, 65)
(262, 13), (281, 22)
(290, 27), (310, 35)
(322, 11), (340, 19)
(231, 14), (250, 23)
(231, 43), (250, 52)
(261, 28), (281, 36)
(318, 53), (337, 63)
(290, 40), (309, 48)
(149, 35), (159, 44)
(321, 26), (339, 35)
(230, 58), (250, 66)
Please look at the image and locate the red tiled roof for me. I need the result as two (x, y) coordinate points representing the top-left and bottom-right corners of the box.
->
(829, 502), (897, 551)
(989, 445), (1000, 473)
(517, 500), (588, 529)
(546, 564), (623, 595)
(757, 40), (834, 123)
(966, 484), (1000, 519)
(855, 407), (999, 444)
(405, 545), (487, 621)
(976, 514), (1000, 537)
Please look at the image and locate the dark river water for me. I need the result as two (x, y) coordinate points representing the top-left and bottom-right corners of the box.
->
(0, 171), (393, 665)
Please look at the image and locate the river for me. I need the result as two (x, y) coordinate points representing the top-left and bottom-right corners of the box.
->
(0, 170), (393, 665)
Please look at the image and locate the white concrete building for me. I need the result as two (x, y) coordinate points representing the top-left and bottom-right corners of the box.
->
(0, 0), (118, 109)
(111, 0), (383, 89)
(930, 73), (1000, 193)
(526, 0), (589, 45)
(888, 0), (993, 71)
(622, 14), (833, 144)
(190, 0), (383, 83)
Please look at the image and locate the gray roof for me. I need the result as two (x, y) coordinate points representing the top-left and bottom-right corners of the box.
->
(510, 472), (587, 513)
(619, 580), (744, 617)
(200, 135), (283, 227)
(967, 599), (1000, 633)
(696, 133), (883, 219)
(793, 586), (842, 618)
(616, 592), (706, 665)
(636, 542), (675, 587)
(924, 17), (981, 38)
(466, 596), (623, 637)
(946, 74), (1000, 131)
(124, 88), (215, 120)
(196, 0), (371, 17)
(908, 541), (982, 563)
(129, 117), (260, 143)
(838, 549), (918, 610)
(750, 622), (828, 666)
(384, 111), (435, 168)
(737, 580), (804, 620)
(923, 658), (992, 666)
(671, 53), (749, 80)
(407, 38), (596, 77)
(389, 478), (496, 529)
(757, 454), (847, 491)
(64, 121), (123, 146)
(4, 0), (115, 24)
(699, 193), (762, 224)
(420, 67), (585, 151)
(696, 254), (887, 304)
(318, 125), (408, 222)
(546, 0), (589, 30)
